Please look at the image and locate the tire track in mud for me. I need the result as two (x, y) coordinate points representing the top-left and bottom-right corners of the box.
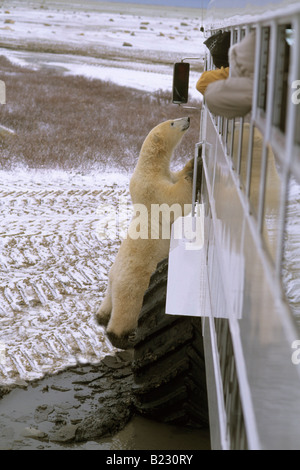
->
(0, 171), (131, 386)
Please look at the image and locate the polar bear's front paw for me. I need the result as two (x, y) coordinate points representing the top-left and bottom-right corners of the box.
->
(184, 158), (194, 181)
(95, 308), (111, 327)
(106, 330), (137, 350)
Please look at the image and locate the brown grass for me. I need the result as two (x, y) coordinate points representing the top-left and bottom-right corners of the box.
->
(0, 56), (201, 172)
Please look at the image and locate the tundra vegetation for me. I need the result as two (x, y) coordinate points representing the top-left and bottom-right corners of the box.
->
(0, 56), (200, 173)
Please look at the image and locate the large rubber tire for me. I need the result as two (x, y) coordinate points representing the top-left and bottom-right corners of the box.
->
(133, 257), (209, 428)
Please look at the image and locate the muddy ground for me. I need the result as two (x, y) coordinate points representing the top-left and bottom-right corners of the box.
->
(0, 350), (210, 450)
(0, 350), (134, 450)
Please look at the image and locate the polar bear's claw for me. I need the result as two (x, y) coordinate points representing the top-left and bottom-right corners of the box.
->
(95, 310), (110, 327)
(107, 330), (137, 350)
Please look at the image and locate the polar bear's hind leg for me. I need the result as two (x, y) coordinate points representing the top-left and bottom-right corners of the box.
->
(106, 272), (151, 349)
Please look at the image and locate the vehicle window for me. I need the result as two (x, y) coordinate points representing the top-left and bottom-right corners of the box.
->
(282, 176), (300, 323)
(272, 24), (291, 133)
(257, 27), (270, 112)
(262, 146), (281, 263)
(249, 126), (264, 217)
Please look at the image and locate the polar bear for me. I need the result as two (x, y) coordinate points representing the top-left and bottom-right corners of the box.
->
(96, 117), (194, 349)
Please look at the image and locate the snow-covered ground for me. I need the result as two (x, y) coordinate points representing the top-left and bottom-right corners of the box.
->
(0, 1), (205, 386)
(0, 0), (205, 98)
(0, 169), (132, 385)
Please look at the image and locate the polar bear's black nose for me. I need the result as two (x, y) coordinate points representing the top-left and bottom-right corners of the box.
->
(182, 117), (190, 131)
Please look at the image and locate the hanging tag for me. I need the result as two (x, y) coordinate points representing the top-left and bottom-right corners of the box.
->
(166, 204), (207, 317)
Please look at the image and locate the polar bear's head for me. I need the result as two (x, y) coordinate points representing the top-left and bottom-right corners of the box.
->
(141, 117), (190, 158)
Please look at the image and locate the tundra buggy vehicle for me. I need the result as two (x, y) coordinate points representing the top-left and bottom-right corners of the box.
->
(133, 0), (300, 450)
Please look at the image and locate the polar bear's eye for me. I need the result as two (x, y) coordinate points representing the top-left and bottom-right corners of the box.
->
(171, 122), (174, 127)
